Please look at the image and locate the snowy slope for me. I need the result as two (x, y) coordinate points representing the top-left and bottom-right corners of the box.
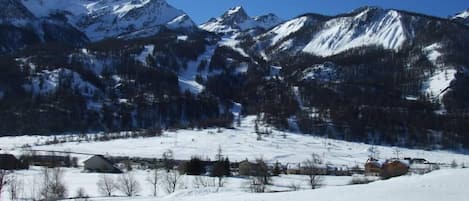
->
(302, 9), (410, 56)
(22, 68), (99, 98)
(263, 16), (314, 46)
(258, 7), (415, 57)
(253, 13), (283, 30)
(421, 43), (457, 101)
(452, 9), (469, 26)
(166, 14), (197, 30)
(200, 6), (282, 34)
(22, 0), (195, 41)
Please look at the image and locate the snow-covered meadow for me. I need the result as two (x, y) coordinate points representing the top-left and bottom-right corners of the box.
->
(1, 116), (469, 201)
(2, 116), (469, 166)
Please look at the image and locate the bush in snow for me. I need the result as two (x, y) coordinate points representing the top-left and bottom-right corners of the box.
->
(349, 175), (377, 185)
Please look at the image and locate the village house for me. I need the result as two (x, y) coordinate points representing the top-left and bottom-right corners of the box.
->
(365, 158), (409, 178)
(238, 160), (259, 176)
(364, 158), (382, 176)
(381, 159), (409, 179)
(405, 158), (438, 174)
(84, 155), (122, 173)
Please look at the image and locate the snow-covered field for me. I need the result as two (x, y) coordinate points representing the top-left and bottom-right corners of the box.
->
(1, 116), (469, 201)
(2, 116), (469, 166)
(3, 167), (467, 201)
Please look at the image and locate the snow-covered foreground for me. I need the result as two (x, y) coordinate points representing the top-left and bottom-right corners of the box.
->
(66, 168), (465, 201)
(2, 116), (469, 166)
(160, 168), (469, 201)
(5, 167), (468, 201)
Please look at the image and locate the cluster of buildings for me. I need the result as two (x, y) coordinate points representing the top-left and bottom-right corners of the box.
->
(364, 157), (439, 178)
(1, 150), (440, 180)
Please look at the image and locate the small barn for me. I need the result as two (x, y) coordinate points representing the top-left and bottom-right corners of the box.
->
(84, 155), (122, 173)
(238, 160), (257, 176)
(0, 154), (27, 170)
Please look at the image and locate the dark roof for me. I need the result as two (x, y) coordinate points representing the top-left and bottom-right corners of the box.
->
(0, 154), (23, 170)
(0, 154), (19, 161)
(86, 155), (115, 165)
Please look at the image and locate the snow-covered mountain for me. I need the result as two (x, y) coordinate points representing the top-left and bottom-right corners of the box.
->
(452, 9), (469, 26)
(200, 6), (282, 34)
(253, 13), (283, 30)
(21, 0), (197, 41)
(257, 7), (419, 57)
(0, 0), (88, 54)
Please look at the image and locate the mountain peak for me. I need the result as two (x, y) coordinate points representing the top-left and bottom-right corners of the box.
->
(453, 9), (469, 19)
(350, 6), (383, 14)
(200, 6), (281, 34)
(220, 6), (250, 23)
(452, 9), (469, 26)
(225, 6), (246, 16)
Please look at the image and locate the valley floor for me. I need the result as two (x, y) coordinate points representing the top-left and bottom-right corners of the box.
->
(2, 116), (469, 166)
(1, 116), (469, 201)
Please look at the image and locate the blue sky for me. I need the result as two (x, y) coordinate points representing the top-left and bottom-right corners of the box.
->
(166, 0), (468, 24)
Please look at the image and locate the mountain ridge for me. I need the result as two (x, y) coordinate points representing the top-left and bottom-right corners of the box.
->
(0, 1), (469, 149)
(200, 6), (283, 34)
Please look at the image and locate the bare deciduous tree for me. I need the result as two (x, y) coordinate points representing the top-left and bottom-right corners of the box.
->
(97, 174), (116, 197)
(0, 170), (11, 200)
(40, 167), (67, 201)
(146, 169), (158, 197)
(8, 175), (23, 201)
(368, 145), (380, 159)
(117, 172), (140, 197)
(162, 170), (182, 194)
(254, 158), (271, 185)
(303, 154), (323, 189)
